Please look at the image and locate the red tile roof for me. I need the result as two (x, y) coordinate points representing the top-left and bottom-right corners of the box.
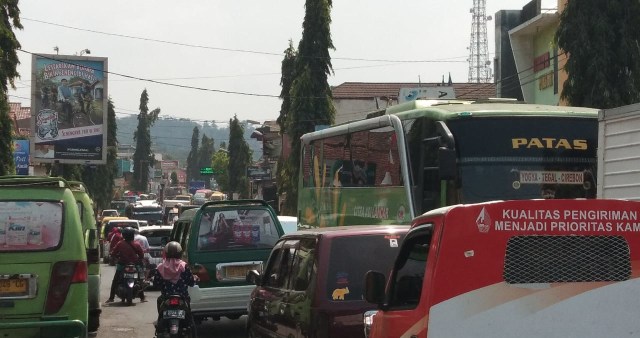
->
(332, 82), (497, 100)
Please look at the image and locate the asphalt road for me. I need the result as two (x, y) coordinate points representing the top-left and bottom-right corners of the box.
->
(97, 263), (247, 338)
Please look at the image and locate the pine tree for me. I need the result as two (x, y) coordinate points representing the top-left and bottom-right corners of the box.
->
(227, 115), (251, 199)
(282, 0), (335, 214)
(0, 2), (22, 176)
(197, 134), (215, 188)
(186, 126), (200, 183)
(131, 89), (160, 192)
(82, 98), (118, 209)
(211, 148), (229, 193)
(556, 0), (640, 108)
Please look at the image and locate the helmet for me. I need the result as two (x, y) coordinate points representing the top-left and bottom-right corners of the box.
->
(122, 227), (135, 241)
(164, 241), (183, 259)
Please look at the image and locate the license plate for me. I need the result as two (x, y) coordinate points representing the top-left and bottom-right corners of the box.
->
(225, 265), (250, 279)
(123, 273), (136, 278)
(163, 309), (185, 319)
(0, 278), (28, 296)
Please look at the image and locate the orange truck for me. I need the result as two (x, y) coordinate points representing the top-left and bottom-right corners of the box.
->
(363, 199), (640, 338)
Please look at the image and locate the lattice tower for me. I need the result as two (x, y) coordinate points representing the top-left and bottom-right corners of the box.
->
(468, 0), (492, 83)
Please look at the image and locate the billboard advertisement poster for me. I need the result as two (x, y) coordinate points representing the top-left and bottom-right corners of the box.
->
(30, 54), (108, 164)
(161, 160), (179, 171)
(13, 140), (29, 175)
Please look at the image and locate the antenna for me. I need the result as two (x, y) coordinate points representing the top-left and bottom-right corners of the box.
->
(468, 0), (492, 83)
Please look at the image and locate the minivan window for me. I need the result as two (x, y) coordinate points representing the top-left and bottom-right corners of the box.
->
(0, 201), (63, 251)
(76, 201), (84, 222)
(197, 208), (280, 251)
(326, 233), (404, 301)
(289, 238), (315, 291)
(387, 233), (430, 309)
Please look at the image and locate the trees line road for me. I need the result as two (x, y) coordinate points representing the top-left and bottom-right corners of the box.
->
(98, 263), (247, 338)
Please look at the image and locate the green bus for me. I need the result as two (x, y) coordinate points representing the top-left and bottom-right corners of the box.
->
(298, 100), (599, 228)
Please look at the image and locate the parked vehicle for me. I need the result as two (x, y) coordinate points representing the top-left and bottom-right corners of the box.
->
(98, 216), (129, 261)
(0, 176), (88, 337)
(68, 180), (102, 333)
(597, 102), (640, 200)
(115, 263), (145, 306)
(97, 209), (119, 224)
(170, 200), (284, 323)
(246, 225), (409, 338)
(155, 293), (196, 338)
(363, 199), (640, 338)
(110, 200), (128, 216)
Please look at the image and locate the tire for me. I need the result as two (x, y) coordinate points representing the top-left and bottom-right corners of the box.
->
(88, 313), (100, 333)
(125, 287), (133, 305)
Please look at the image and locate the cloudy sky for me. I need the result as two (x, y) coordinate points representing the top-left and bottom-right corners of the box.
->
(11, 0), (550, 123)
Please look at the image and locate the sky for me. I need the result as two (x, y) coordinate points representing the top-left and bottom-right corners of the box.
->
(11, 0), (549, 124)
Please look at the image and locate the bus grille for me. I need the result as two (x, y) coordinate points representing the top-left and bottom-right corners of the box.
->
(504, 235), (630, 283)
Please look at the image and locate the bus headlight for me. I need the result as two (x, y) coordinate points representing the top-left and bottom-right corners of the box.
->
(363, 310), (378, 338)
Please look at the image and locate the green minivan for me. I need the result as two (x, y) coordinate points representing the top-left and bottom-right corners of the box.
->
(68, 181), (101, 333)
(0, 176), (88, 337)
(170, 200), (284, 323)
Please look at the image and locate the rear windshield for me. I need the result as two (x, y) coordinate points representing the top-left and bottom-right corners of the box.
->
(197, 208), (280, 251)
(102, 210), (118, 217)
(326, 233), (404, 301)
(0, 201), (63, 252)
(142, 230), (172, 246)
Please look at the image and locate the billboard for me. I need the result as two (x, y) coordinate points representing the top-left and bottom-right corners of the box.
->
(13, 140), (29, 175)
(160, 160), (179, 171)
(31, 54), (108, 164)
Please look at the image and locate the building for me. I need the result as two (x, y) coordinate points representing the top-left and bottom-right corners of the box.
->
(331, 81), (497, 125)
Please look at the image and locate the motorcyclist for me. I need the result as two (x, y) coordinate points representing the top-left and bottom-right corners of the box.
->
(152, 241), (198, 330)
(105, 227), (146, 303)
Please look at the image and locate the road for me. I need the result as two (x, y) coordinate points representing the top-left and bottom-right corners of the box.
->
(97, 263), (247, 338)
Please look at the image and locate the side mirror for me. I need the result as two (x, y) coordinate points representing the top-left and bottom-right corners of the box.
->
(246, 269), (262, 286)
(363, 270), (386, 305)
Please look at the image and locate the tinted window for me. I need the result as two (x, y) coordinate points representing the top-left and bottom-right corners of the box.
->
(326, 233), (403, 301)
(289, 238), (315, 291)
(0, 201), (64, 252)
(196, 208), (280, 251)
(143, 230), (172, 246)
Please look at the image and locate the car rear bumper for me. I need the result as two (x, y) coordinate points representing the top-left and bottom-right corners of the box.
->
(190, 285), (254, 317)
(0, 318), (87, 338)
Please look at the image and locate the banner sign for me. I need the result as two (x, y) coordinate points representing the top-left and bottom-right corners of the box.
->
(31, 54), (108, 164)
(161, 160), (179, 171)
(12, 140), (29, 175)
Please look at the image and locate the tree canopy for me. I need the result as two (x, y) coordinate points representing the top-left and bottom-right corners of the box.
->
(227, 115), (251, 198)
(186, 126), (200, 184)
(131, 89), (160, 192)
(556, 0), (640, 108)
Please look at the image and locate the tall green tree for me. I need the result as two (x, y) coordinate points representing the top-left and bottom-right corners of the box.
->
(0, 2), (22, 176)
(211, 148), (230, 193)
(227, 115), (251, 199)
(170, 171), (178, 186)
(186, 126), (200, 183)
(82, 98), (118, 209)
(556, 0), (640, 108)
(197, 134), (215, 188)
(282, 0), (335, 214)
(277, 40), (298, 132)
(132, 89), (160, 192)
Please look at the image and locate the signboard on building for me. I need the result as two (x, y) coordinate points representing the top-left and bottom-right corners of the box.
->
(398, 86), (456, 103)
(247, 166), (272, 180)
(31, 54), (108, 164)
(161, 160), (179, 171)
(13, 140), (29, 175)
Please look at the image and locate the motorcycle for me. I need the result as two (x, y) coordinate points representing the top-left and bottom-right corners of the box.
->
(116, 264), (145, 305)
(155, 294), (196, 338)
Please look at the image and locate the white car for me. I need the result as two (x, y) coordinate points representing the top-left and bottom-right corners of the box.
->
(139, 225), (174, 287)
(278, 216), (298, 234)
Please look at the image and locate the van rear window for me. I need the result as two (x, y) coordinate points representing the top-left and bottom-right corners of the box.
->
(504, 235), (631, 283)
(197, 208), (280, 251)
(0, 201), (63, 252)
(326, 234), (404, 301)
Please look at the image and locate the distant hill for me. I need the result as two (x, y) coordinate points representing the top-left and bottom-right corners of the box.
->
(116, 115), (262, 164)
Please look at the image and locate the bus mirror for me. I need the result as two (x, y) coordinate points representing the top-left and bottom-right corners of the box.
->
(439, 147), (457, 180)
(363, 270), (386, 305)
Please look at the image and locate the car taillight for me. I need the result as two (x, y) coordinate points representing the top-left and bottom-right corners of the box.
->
(168, 297), (180, 306)
(45, 261), (87, 314)
(192, 264), (210, 282)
